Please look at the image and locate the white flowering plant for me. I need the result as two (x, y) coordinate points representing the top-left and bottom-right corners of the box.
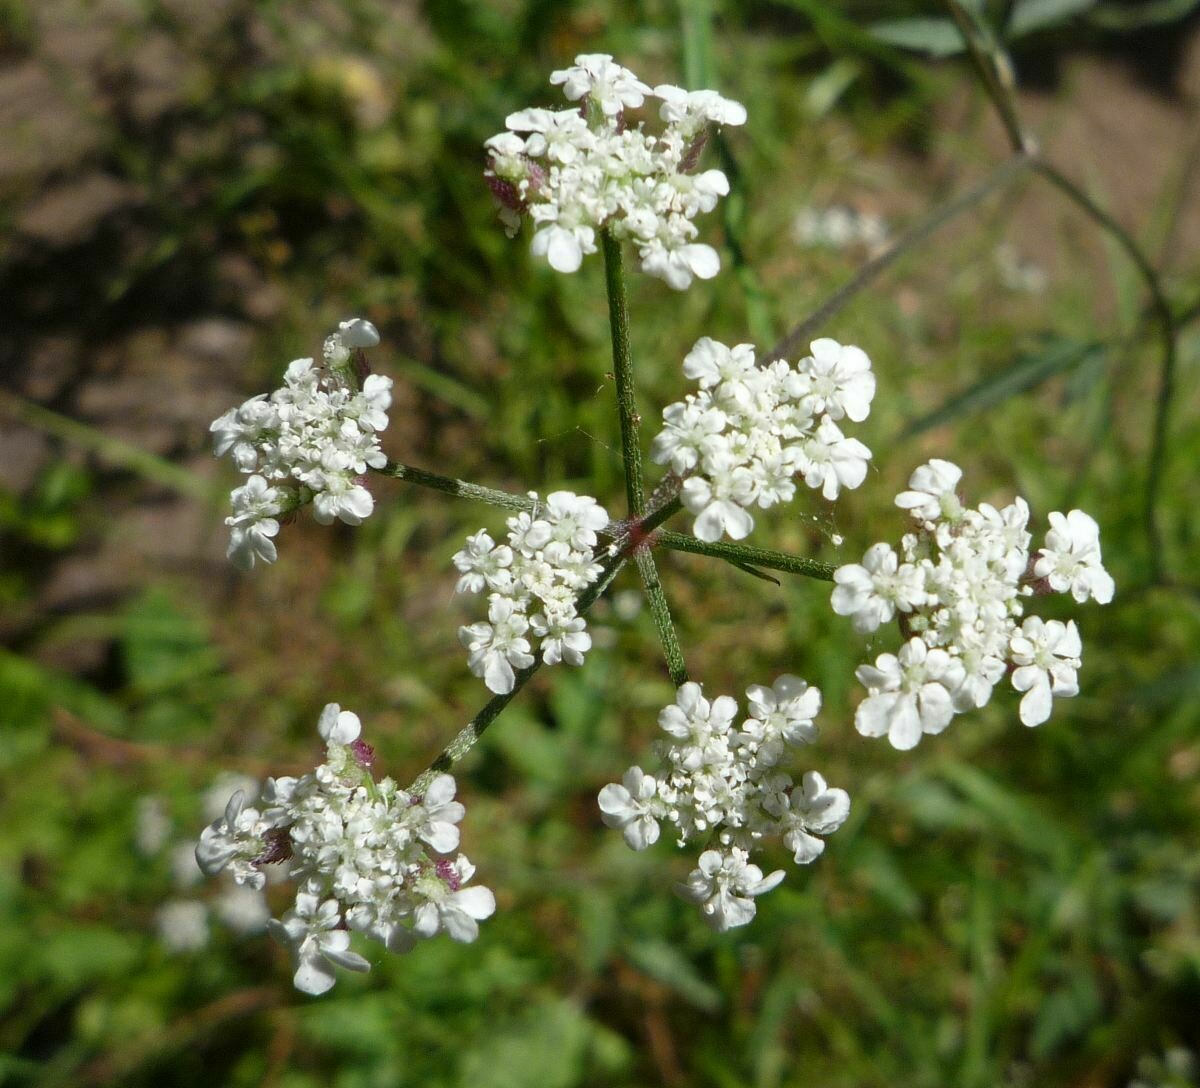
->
(195, 52), (1118, 994)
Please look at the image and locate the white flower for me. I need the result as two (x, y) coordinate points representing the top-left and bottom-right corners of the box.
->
(454, 493), (608, 693)
(676, 847), (785, 931)
(654, 338), (873, 541)
(1009, 617), (1082, 726)
(412, 856), (496, 943)
(895, 459), (964, 524)
(744, 675), (821, 748)
(311, 475), (374, 526)
(653, 85), (747, 130)
(530, 221), (596, 274)
(197, 704), (494, 993)
(781, 771), (850, 864)
(549, 53), (651, 115)
(831, 542), (926, 634)
(681, 453), (757, 542)
(338, 317), (380, 349)
(532, 611), (591, 666)
(658, 682), (738, 744)
(638, 240), (721, 291)
(211, 321), (392, 568)
(507, 510), (554, 555)
(317, 703), (362, 746)
(838, 464), (1106, 741)
(681, 337), (758, 391)
(855, 637), (965, 750)
(486, 61), (740, 289)
(543, 491), (609, 549)
(413, 774), (466, 853)
(267, 891), (371, 995)
(225, 475), (282, 571)
(794, 339), (876, 422)
(453, 530), (514, 593)
(459, 597), (535, 694)
(650, 399), (729, 475)
(794, 415), (872, 501)
(195, 789), (277, 890)
(598, 767), (661, 850)
(1034, 510), (1114, 604)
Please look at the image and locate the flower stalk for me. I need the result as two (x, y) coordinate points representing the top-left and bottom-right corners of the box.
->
(656, 531), (837, 582)
(602, 227), (690, 686)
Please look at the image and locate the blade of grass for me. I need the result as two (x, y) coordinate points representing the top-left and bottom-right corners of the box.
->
(901, 337), (1105, 439)
(0, 390), (217, 503)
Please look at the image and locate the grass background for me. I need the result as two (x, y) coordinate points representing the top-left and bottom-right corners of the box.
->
(1, 1), (1198, 1085)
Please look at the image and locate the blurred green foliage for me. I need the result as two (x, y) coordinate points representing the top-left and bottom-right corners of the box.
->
(1, 0), (1199, 1086)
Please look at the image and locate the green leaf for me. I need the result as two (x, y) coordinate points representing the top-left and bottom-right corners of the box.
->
(1009, 0), (1098, 36)
(936, 761), (1074, 865)
(624, 938), (723, 1012)
(455, 998), (629, 1088)
(804, 57), (863, 118)
(868, 17), (966, 56)
(1030, 968), (1101, 1057)
(121, 589), (222, 697)
(903, 337), (1105, 438)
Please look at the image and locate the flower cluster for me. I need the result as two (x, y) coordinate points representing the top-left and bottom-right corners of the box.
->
(651, 336), (875, 542)
(598, 677), (849, 931)
(455, 491), (611, 694)
(210, 319), (392, 570)
(831, 459), (1114, 748)
(484, 54), (746, 289)
(195, 705), (494, 994)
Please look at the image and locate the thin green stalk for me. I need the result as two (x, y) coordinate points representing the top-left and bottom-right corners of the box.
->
(374, 460), (535, 513)
(602, 228), (690, 686)
(409, 497), (683, 791)
(657, 530), (837, 582)
(768, 153), (1032, 361)
(601, 229), (646, 518)
(635, 549), (688, 685)
(943, 0), (1029, 154)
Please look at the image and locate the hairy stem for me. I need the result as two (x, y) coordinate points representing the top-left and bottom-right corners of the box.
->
(374, 459), (536, 513)
(410, 498), (683, 791)
(602, 228), (689, 685)
(657, 531), (837, 582)
(636, 549), (688, 685)
(601, 229), (646, 518)
(767, 153), (1032, 361)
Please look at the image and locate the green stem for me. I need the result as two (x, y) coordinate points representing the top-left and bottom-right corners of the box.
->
(943, 0), (1029, 154)
(657, 531), (837, 582)
(768, 153), (1032, 361)
(409, 497), (683, 792)
(601, 229), (646, 518)
(635, 549), (688, 685)
(602, 228), (691, 686)
(374, 459), (535, 513)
